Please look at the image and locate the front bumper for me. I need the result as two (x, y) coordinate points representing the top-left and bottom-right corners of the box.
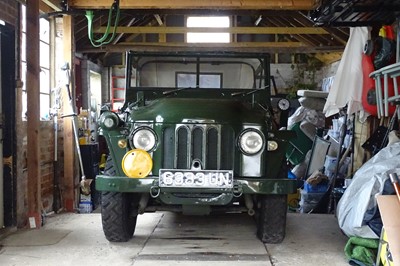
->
(95, 175), (297, 195)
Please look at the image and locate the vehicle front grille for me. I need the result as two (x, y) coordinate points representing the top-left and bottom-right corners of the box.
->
(162, 123), (234, 170)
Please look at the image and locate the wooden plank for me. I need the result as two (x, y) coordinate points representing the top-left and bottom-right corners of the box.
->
(69, 0), (316, 10)
(26, 0), (41, 226)
(121, 41), (306, 47)
(78, 42), (345, 54)
(41, 0), (62, 11)
(62, 15), (77, 212)
(96, 26), (329, 35)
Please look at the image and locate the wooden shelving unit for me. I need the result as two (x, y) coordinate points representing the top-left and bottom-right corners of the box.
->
(111, 75), (125, 111)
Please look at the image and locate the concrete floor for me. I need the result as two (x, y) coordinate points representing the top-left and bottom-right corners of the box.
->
(0, 212), (349, 266)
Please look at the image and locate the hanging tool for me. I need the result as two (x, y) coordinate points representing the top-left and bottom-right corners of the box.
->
(60, 63), (92, 195)
(85, 0), (120, 47)
(50, 83), (62, 212)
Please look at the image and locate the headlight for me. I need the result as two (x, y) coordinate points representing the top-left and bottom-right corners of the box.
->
(129, 127), (157, 152)
(99, 111), (119, 130)
(238, 129), (264, 155)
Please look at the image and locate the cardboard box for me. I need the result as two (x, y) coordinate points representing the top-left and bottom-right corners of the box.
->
(376, 195), (400, 266)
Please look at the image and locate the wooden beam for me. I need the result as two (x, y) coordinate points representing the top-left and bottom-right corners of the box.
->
(69, 0), (317, 10)
(62, 15), (77, 212)
(39, 2), (53, 13)
(121, 41), (307, 47)
(26, 0), (41, 228)
(41, 0), (62, 11)
(96, 26), (329, 35)
(78, 43), (345, 54)
(314, 52), (343, 64)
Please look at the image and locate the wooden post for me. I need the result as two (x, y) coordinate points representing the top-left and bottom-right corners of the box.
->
(62, 15), (77, 212)
(26, 0), (41, 228)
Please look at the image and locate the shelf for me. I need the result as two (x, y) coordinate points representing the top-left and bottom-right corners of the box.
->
(111, 75), (126, 111)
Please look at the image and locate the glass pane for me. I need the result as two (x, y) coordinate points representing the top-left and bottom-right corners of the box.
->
(21, 33), (26, 62)
(187, 16), (230, 43)
(40, 18), (50, 43)
(21, 62), (27, 91)
(40, 41), (50, 68)
(22, 91), (27, 119)
(21, 5), (26, 32)
(40, 68), (50, 93)
(187, 32), (230, 43)
(176, 73), (221, 88)
(187, 16), (230, 27)
(40, 94), (50, 120)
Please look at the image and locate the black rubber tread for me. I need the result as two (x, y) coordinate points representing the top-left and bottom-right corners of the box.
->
(101, 191), (137, 242)
(104, 155), (116, 176)
(101, 156), (138, 242)
(256, 194), (288, 244)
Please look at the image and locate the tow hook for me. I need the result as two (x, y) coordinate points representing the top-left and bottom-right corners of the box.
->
(150, 184), (160, 198)
(232, 183), (243, 198)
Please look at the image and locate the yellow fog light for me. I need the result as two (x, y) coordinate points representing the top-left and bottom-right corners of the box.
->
(122, 149), (153, 178)
(267, 141), (279, 151)
(118, 139), (127, 149)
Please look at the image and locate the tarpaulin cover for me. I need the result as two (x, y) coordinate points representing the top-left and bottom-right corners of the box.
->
(323, 27), (369, 118)
(337, 142), (400, 238)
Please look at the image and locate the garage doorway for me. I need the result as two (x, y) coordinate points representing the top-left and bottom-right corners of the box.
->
(0, 21), (16, 228)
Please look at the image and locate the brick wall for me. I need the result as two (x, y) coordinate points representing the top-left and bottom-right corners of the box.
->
(1, 1), (64, 227)
(40, 122), (56, 213)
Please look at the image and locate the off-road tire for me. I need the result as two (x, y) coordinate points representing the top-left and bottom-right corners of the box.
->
(101, 156), (138, 242)
(256, 194), (288, 244)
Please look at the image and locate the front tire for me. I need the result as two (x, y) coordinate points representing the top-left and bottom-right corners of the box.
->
(256, 194), (288, 244)
(101, 191), (138, 242)
(101, 156), (138, 242)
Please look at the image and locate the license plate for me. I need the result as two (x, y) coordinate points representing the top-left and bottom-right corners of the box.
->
(159, 169), (233, 188)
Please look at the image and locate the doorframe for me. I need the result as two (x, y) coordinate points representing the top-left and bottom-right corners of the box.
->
(0, 21), (17, 228)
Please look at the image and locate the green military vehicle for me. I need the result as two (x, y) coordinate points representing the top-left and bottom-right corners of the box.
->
(96, 50), (296, 243)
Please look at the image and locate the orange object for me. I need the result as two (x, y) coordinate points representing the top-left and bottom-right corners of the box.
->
(361, 54), (398, 116)
(389, 173), (400, 203)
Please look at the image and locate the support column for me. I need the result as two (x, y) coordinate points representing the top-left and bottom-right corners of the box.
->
(26, 0), (41, 228)
(62, 15), (77, 212)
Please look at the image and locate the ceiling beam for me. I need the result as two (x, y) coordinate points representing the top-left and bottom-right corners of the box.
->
(119, 41), (307, 47)
(95, 26), (329, 35)
(69, 0), (317, 10)
(41, 0), (62, 11)
(77, 43), (344, 54)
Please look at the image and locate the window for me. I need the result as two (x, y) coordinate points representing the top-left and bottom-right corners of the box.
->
(176, 72), (222, 88)
(21, 5), (51, 120)
(186, 16), (230, 43)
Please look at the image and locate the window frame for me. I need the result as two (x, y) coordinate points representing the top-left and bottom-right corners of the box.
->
(20, 5), (52, 120)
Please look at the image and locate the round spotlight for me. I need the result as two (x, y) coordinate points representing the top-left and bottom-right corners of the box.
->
(129, 127), (157, 152)
(238, 129), (264, 155)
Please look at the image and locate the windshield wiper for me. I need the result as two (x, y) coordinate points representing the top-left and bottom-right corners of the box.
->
(163, 87), (194, 96)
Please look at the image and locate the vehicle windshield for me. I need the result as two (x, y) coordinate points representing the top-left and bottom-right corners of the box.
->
(124, 51), (271, 106)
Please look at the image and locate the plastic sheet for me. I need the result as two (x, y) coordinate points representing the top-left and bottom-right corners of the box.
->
(323, 27), (369, 119)
(337, 142), (400, 238)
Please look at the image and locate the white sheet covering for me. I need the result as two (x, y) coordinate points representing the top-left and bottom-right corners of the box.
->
(336, 141), (400, 238)
(323, 27), (369, 118)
